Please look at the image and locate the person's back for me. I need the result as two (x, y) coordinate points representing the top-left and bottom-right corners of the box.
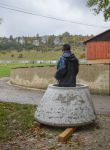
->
(55, 44), (79, 87)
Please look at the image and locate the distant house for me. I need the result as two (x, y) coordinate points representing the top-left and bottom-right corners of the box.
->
(19, 37), (25, 45)
(53, 37), (64, 45)
(41, 36), (48, 44)
(33, 40), (40, 46)
(84, 29), (110, 64)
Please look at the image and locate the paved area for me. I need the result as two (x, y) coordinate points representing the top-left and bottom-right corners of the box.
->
(0, 77), (110, 114)
(0, 77), (44, 105)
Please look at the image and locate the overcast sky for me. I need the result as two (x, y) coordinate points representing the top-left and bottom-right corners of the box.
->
(0, 0), (110, 37)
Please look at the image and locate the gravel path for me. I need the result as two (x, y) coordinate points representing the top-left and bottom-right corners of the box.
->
(0, 77), (110, 114)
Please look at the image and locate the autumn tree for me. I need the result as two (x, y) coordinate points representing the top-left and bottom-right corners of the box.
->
(87, 0), (110, 21)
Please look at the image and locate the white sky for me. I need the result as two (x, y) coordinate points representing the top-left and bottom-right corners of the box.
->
(0, 0), (110, 37)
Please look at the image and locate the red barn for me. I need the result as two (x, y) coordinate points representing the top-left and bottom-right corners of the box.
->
(84, 29), (110, 64)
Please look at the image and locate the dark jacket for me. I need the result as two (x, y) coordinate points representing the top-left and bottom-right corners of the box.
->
(55, 50), (79, 87)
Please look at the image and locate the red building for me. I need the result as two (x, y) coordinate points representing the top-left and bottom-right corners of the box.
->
(84, 29), (110, 64)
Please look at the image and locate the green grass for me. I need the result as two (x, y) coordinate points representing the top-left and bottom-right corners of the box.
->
(0, 63), (55, 77)
(0, 102), (36, 140)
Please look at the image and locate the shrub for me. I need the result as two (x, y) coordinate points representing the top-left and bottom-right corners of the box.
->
(11, 54), (14, 57)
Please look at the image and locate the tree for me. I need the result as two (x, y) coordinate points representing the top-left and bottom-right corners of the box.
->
(62, 32), (70, 37)
(87, 0), (110, 21)
(9, 35), (13, 40)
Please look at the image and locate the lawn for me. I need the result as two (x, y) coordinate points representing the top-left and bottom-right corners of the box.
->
(0, 102), (36, 140)
(0, 63), (55, 77)
(0, 102), (110, 150)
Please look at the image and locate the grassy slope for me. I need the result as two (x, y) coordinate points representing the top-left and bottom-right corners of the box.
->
(0, 49), (84, 60)
(0, 50), (61, 60)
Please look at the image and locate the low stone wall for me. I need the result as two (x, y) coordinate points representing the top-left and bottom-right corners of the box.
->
(10, 66), (56, 89)
(10, 64), (110, 95)
(77, 64), (109, 95)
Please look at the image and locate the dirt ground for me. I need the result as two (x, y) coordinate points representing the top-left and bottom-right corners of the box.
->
(0, 114), (110, 150)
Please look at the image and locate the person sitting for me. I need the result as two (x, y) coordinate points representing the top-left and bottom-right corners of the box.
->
(55, 44), (79, 87)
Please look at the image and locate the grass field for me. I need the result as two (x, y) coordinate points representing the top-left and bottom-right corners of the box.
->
(0, 49), (85, 78)
(0, 63), (55, 77)
(0, 49), (85, 60)
(0, 102), (36, 140)
(0, 102), (110, 150)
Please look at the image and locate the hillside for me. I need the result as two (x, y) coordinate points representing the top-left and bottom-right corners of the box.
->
(0, 32), (93, 60)
(0, 32), (93, 51)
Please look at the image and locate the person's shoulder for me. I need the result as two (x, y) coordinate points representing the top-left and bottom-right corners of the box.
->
(60, 55), (66, 60)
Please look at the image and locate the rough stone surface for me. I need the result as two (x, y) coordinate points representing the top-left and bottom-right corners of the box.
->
(35, 84), (96, 127)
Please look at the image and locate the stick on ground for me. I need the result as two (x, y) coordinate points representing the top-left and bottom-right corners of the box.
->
(58, 127), (77, 142)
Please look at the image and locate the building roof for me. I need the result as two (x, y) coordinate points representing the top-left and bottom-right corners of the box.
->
(84, 29), (110, 44)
